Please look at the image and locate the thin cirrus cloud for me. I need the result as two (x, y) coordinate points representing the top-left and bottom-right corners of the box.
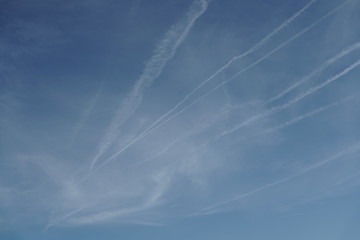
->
(0, 0), (359, 236)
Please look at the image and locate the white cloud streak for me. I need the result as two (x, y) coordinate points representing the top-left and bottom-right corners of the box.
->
(69, 79), (105, 147)
(200, 141), (360, 214)
(206, 95), (354, 145)
(129, 139), (179, 168)
(259, 96), (355, 135)
(335, 170), (360, 185)
(89, 0), (209, 171)
(267, 42), (360, 103)
(222, 58), (360, 136)
(208, 94), (355, 160)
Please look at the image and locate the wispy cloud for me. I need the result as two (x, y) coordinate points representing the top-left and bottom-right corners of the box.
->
(267, 42), (360, 103)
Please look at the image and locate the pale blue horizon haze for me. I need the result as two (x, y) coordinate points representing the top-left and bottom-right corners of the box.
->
(1, 0), (360, 239)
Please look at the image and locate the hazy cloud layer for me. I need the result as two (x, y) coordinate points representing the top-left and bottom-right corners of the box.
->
(1, 0), (359, 238)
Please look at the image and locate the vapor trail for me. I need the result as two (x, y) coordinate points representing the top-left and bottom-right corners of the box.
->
(128, 102), (235, 169)
(200, 142), (360, 213)
(260, 96), (354, 135)
(89, 0), (209, 171)
(267, 42), (360, 103)
(204, 95), (353, 150)
(69, 79), (105, 147)
(223, 58), (360, 136)
(84, 0), (352, 182)
(136, 0), (317, 140)
(335, 170), (360, 185)
(129, 139), (179, 168)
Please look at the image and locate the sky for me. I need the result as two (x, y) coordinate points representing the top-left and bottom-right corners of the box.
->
(1, 0), (360, 239)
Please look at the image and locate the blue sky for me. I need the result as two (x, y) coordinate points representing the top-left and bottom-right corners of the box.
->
(1, 0), (360, 239)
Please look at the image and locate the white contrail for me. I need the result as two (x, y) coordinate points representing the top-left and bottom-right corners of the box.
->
(260, 96), (354, 135)
(129, 139), (179, 168)
(43, 205), (90, 232)
(89, 0), (209, 171)
(131, 102), (236, 168)
(267, 42), (360, 103)
(223, 58), (360, 136)
(335, 170), (360, 185)
(200, 141), (360, 213)
(69, 79), (105, 147)
(204, 96), (353, 153)
(134, 0), (317, 139)
(85, 0), (353, 180)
